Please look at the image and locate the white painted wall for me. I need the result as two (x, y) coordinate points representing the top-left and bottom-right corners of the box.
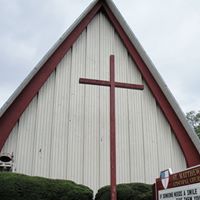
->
(1, 12), (186, 192)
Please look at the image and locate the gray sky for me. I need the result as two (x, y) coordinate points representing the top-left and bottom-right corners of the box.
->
(0, 0), (199, 113)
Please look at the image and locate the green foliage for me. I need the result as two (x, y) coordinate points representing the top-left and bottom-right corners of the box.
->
(95, 183), (152, 200)
(186, 110), (200, 138)
(0, 172), (93, 200)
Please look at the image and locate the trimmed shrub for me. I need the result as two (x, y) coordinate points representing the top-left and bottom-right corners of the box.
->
(95, 183), (152, 200)
(0, 172), (93, 200)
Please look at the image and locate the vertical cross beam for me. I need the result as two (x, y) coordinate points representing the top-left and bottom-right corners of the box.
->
(79, 55), (144, 200)
(110, 55), (117, 200)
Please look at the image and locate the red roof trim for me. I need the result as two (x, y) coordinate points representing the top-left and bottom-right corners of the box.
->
(0, 0), (199, 167)
(101, 2), (200, 167)
(0, 1), (102, 151)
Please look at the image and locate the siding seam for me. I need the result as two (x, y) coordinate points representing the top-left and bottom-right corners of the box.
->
(66, 49), (73, 179)
(155, 103), (161, 173)
(127, 55), (131, 182)
(83, 28), (87, 184)
(31, 95), (39, 175)
(127, 89), (131, 182)
(98, 12), (101, 189)
(13, 122), (19, 172)
(141, 79), (146, 182)
(48, 71), (56, 178)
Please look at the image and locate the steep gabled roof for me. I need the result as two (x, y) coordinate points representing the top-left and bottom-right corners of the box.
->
(0, 0), (200, 167)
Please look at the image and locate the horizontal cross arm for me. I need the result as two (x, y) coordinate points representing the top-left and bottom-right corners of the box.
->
(115, 82), (144, 90)
(79, 78), (144, 90)
(79, 78), (110, 87)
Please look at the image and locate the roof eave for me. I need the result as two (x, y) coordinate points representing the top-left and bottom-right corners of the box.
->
(105, 0), (200, 153)
(0, 0), (99, 118)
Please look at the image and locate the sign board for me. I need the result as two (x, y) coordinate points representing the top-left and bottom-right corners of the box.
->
(155, 166), (200, 200)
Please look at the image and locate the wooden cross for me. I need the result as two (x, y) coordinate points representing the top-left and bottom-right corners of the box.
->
(79, 55), (144, 200)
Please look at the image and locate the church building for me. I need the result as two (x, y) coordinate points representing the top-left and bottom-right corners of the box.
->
(0, 0), (200, 193)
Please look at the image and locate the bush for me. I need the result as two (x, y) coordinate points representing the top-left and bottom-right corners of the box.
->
(0, 172), (93, 200)
(95, 183), (152, 200)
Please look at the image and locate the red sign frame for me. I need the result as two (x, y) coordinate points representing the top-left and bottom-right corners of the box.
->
(155, 166), (200, 200)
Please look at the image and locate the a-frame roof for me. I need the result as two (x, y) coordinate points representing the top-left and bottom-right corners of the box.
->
(0, 0), (200, 167)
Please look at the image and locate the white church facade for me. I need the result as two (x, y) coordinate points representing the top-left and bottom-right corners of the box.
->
(0, 0), (200, 193)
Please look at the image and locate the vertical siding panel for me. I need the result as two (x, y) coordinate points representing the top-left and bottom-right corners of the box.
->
(114, 32), (130, 183)
(115, 87), (130, 184)
(16, 96), (37, 175)
(142, 82), (159, 183)
(50, 50), (72, 179)
(33, 72), (55, 177)
(127, 57), (145, 182)
(156, 106), (172, 171)
(171, 132), (186, 173)
(99, 13), (113, 188)
(1, 124), (18, 154)
(84, 14), (100, 191)
(67, 30), (86, 184)
(1, 124), (19, 171)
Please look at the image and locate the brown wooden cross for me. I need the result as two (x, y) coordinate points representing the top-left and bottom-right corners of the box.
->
(79, 55), (144, 200)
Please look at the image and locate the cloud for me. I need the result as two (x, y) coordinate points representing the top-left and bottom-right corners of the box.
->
(114, 0), (200, 112)
(0, 0), (200, 113)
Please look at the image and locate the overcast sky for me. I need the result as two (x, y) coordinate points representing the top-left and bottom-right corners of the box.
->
(0, 0), (199, 113)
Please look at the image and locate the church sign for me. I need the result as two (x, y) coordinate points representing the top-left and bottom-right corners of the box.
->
(156, 166), (200, 200)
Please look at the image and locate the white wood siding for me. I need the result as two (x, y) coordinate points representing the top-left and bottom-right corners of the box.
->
(50, 50), (72, 179)
(67, 30), (86, 183)
(16, 96), (38, 175)
(1, 12), (186, 192)
(1, 124), (19, 172)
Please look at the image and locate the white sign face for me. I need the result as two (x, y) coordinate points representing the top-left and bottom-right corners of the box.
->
(159, 183), (200, 200)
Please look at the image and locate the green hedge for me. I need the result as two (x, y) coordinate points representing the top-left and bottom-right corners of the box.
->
(0, 173), (93, 200)
(95, 183), (152, 200)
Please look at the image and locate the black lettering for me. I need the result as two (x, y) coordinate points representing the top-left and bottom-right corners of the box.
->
(174, 191), (183, 197)
(187, 189), (197, 195)
(194, 196), (200, 200)
(184, 197), (192, 200)
(163, 193), (174, 198)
